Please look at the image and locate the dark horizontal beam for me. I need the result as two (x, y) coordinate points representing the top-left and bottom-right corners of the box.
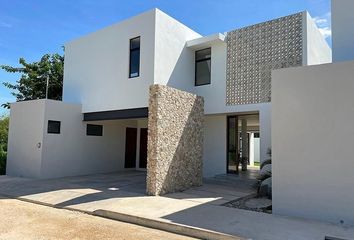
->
(83, 107), (148, 121)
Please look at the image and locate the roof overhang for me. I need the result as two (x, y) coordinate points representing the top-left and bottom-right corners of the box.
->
(83, 107), (148, 121)
(186, 33), (226, 50)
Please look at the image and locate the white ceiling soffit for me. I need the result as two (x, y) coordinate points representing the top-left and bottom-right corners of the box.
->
(186, 33), (225, 50)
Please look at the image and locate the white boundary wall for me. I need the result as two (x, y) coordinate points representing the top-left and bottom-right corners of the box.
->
(7, 99), (138, 179)
(332, 0), (354, 62)
(272, 61), (354, 225)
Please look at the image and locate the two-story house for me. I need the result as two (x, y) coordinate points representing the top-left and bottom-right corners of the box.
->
(6, 8), (331, 195)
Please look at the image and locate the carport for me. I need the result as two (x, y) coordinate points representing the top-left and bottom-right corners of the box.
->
(84, 107), (149, 170)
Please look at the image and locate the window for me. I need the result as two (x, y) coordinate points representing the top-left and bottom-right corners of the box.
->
(195, 48), (211, 86)
(47, 120), (61, 134)
(129, 36), (140, 78)
(86, 124), (103, 136)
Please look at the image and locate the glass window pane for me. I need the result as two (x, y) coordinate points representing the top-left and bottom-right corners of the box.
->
(130, 37), (140, 49)
(87, 124), (103, 136)
(196, 48), (211, 61)
(130, 49), (140, 77)
(196, 59), (211, 85)
(48, 120), (61, 134)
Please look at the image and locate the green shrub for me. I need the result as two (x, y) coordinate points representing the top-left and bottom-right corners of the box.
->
(0, 116), (9, 175)
(0, 150), (6, 175)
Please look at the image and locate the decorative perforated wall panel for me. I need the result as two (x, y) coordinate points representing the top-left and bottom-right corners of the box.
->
(226, 12), (303, 105)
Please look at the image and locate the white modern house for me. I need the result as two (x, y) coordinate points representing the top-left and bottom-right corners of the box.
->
(6, 0), (354, 230)
(10, 0), (354, 227)
(7, 8), (330, 181)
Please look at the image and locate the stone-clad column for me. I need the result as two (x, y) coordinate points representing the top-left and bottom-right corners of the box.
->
(146, 84), (204, 196)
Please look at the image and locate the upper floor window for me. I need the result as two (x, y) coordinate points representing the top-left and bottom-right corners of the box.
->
(129, 36), (140, 78)
(195, 48), (211, 86)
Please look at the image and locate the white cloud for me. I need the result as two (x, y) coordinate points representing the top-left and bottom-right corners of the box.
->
(319, 26), (332, 39)
(313, 12), (331, 39)
(314, 17), (327, 25)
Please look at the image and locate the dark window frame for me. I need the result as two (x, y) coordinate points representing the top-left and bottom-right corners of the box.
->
(129, 36), (141, 78)
(226, 116), (238, 174)
(195, 47), (211, 86)
(86, 124), (103, 136)
(47, 120), (61, 134)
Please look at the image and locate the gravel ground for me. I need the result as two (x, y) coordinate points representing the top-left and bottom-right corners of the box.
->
(0, 197), (198, 240)
(222, 193), (272, 213)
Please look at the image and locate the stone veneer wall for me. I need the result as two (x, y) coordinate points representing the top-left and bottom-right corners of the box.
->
(146, 84), (204, 196)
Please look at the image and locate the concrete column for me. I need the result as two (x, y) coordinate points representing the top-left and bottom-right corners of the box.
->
(249, 133), (255, 166)
(241, 118), (248, 171)
(260, 105), (271, 164)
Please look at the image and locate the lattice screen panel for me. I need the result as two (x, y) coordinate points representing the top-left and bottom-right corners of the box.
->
(226, 12), (303, 105)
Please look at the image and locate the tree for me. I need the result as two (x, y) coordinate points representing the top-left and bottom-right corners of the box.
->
(1, 53), (64, 108)
(0, 116), (9, 175)
(0, 115), (9, 152)
(0, 116), (9, 152)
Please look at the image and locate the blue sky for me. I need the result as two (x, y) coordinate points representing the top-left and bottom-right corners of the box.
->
(0, 0), (331, 115)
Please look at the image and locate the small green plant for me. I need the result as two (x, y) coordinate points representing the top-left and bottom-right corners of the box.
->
(0, 149), (6, 175)
(0, 115), (9, 175)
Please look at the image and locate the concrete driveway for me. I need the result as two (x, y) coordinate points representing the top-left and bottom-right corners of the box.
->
(1, 171), (354, 240)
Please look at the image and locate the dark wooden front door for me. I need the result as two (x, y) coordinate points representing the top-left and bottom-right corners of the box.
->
(139, 128), (148, 168)
(125, 127), (137, 168)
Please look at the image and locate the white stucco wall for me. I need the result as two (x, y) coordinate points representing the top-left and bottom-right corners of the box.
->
(154, 10), (201, 91)
(272, 61), (354, 225)
(304, 12), (332, 65)
(7, 100), (46, 178)
(332, 0), (354, 62)
(63, 8), (202, 113)
(40, 100), (138, 178)
(203, 115), (227, 177)
(193, 41), (227, 113)
(63, 9), (156, 112)
(7, 99), (140, 179)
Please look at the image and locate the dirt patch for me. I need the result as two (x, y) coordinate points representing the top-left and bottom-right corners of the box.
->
(0, 197), (197, 240)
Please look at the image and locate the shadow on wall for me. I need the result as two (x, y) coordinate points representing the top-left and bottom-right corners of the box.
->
(146, 84), (204, 195)
(164, 46), (196, 92)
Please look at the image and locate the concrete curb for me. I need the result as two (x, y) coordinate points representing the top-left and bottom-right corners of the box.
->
(94, 209), (249, 240)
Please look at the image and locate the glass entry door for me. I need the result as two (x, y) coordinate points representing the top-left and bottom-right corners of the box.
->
(227, 114), (260, 174)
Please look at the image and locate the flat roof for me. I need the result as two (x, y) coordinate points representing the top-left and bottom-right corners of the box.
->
(186, 33), (225, 50)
